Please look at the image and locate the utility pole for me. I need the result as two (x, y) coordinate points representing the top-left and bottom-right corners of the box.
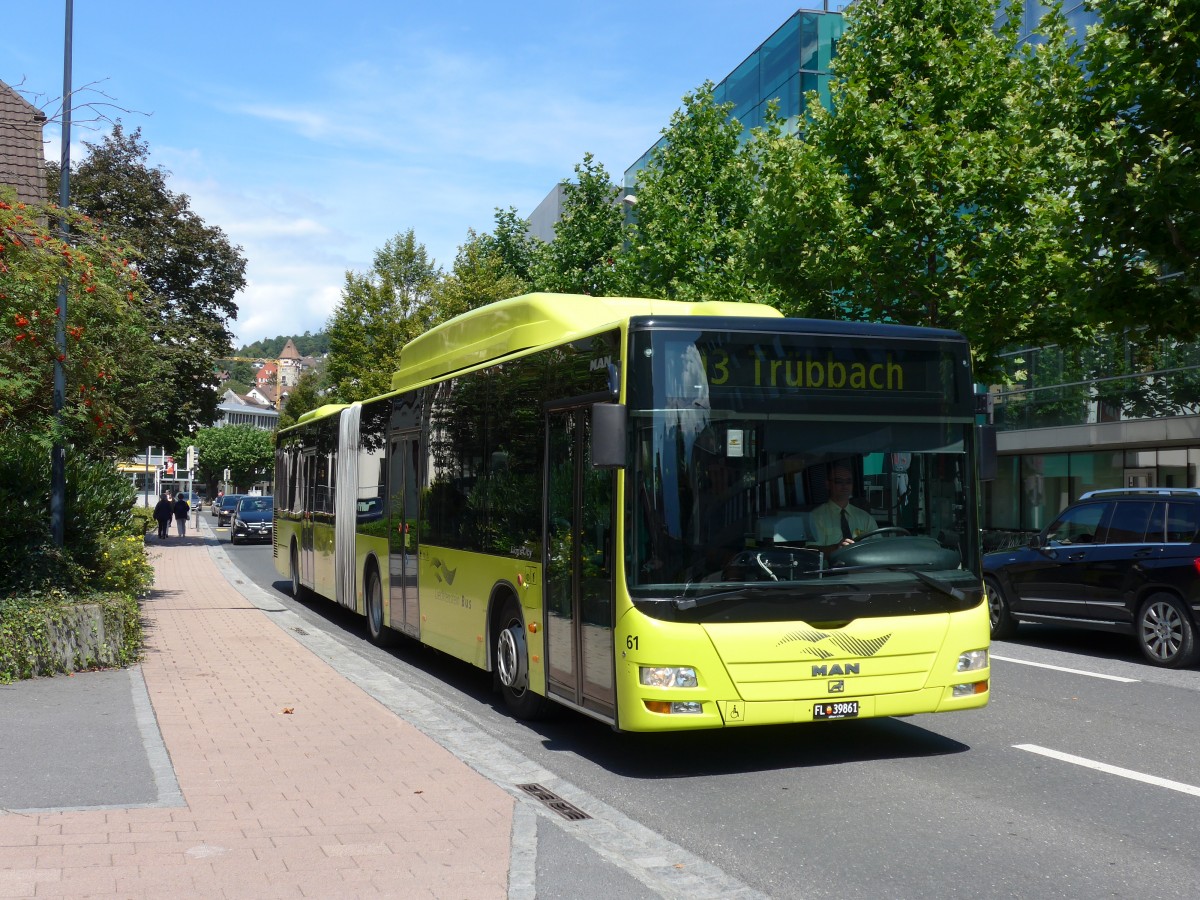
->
(51, 0), (74, 546)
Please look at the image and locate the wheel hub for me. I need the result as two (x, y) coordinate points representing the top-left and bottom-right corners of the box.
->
(497, 623), (528, 691)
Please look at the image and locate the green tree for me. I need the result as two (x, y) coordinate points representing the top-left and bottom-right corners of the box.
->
(480, 206), (541, 285)
(236, 330), (329, 359)
(225, 360), (255, 384)
(623, 82), (760, 303)
(277, 368), (326, 431)
(191, 424), (274, 493)
(324, 229), (439, 402)
(1071, 0), (1200, 337)
(431, 229), (530, 323)
(534, 153), (624, 296)
(1, 190), (155, 452)
(50, 124), (248, 445)
(750, 0), (1089, 379)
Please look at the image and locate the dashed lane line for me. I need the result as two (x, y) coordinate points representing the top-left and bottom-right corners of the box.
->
(1015, 744), (1200, 798)
(991, 654), (1139, 683)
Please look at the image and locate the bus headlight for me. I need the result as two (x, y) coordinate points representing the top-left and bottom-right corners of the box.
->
(639, 666), (698, 688)
(957, 649), (988, 673)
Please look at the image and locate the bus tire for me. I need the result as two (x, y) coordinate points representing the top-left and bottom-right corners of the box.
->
(290, 542), (307, 601)
(366, 564), (397, 647)
(495, 597), (552, 720)
(1137, 592), (1199, 668)
(985, 576), (1017, 640)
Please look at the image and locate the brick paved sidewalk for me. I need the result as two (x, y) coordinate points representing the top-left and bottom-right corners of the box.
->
(0, 528), (514, 899)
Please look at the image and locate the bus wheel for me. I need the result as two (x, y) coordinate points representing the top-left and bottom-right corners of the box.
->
(366, 566), (396, 647)
(290, 543), (306, 601)
(985, 576), (1017, 640)
(495, 598), (551, 719)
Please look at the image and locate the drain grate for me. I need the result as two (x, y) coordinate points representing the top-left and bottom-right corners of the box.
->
(293, 627), (309, 636)
(517, 783), (591, 821)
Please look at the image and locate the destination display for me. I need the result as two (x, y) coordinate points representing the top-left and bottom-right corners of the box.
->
(628, 327), (971, 413)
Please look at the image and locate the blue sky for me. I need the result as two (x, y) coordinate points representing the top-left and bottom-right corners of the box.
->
(8, 2), (836, 347)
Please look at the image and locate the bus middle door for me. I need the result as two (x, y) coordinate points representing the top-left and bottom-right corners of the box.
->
(544, 404), (615, 721)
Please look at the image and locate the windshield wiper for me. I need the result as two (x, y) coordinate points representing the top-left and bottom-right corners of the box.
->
(671, 582), (798, 610)
(824, 563), (970, 603)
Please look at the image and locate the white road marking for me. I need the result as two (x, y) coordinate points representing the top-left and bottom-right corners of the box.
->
(991, 654), (1139, 683)
(1015, 744), (1200, 798)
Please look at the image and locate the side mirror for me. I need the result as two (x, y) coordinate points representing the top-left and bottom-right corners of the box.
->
(592, 403), (626, 469)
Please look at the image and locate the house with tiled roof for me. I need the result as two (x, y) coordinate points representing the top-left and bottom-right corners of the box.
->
(0, 80), (48, 205)
(255, 360), (279, 390)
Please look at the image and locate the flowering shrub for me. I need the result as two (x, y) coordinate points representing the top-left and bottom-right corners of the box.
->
(93, 527), (154, 598)
(0, 188), (153, 450)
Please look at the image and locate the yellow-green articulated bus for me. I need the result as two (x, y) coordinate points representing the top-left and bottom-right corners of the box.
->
(274, 293), (991, 732)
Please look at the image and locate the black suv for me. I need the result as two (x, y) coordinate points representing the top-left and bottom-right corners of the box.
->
(984, 488), (1200, 668)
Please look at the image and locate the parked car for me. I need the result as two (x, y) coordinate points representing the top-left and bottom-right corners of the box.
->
(230, 496), (273, 545)
(216, 493), (245, 527)
(984, 487), (1200, 668)
(175, 491), (202, 511)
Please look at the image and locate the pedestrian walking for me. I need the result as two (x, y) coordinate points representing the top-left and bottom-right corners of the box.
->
(173, 493), (190, 537)
(153, 492), (172, 539)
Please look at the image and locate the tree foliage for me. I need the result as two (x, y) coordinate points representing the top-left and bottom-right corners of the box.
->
(235, 331), (329, 359)
(50, 124), (247, 445)
(432, 228), (531, 323)
(1072, 0), (1200, 336)
(1, 189), (155, 452)
(534, 153), (624, 296)
(479, 206), (541, 286)
(191, 424), (274, 492)
(750, 0), (1091, 379)
(623, 83), (760, 303)
(277, 368), (326, 431)
(324, 228), (439, 402)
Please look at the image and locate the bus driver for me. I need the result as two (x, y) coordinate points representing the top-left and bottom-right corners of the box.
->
(811, 461), (878, 556)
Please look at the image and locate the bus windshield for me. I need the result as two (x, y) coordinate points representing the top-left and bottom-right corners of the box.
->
(625, 326), (981, 621)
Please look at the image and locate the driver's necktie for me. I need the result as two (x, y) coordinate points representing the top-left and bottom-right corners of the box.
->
(840, 508), (852, 540)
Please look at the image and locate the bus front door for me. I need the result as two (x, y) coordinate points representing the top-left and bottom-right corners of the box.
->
(545, 406), (616, 721)
(388, 432), (420, 637)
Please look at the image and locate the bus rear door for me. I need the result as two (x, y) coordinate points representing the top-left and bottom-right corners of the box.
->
(300, 449), (316, 588)
(388, 430), (421, 637)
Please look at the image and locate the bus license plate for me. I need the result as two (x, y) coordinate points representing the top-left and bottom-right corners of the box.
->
(814, 701), (859, 720)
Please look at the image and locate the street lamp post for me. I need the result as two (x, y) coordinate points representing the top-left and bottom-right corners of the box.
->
(51, 0), (74, 546)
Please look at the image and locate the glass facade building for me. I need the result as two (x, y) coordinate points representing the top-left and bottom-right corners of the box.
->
(623, 7), (846, 189)
(995, 0), (1100, 45)
(983, 334), (1200, 542)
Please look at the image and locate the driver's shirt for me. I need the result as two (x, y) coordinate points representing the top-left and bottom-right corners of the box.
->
(810, 500), (878, 546)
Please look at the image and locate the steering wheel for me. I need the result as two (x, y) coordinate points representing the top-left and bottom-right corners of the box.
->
(852, 526), (911, 541)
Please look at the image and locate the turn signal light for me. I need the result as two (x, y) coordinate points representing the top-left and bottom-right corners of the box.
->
(644, 700), (703, 715)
